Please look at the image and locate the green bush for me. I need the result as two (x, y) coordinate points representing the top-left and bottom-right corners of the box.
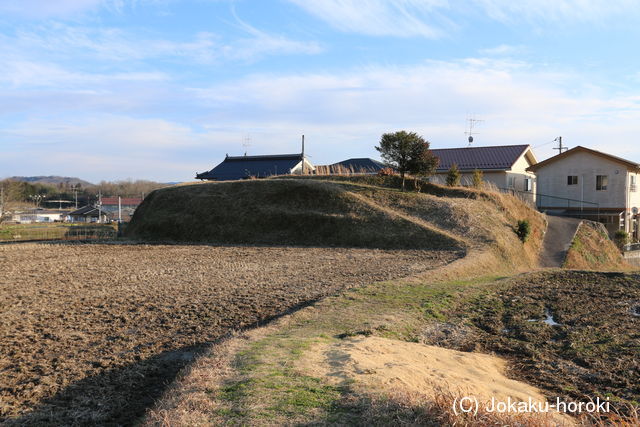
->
(446, 163), (461, 187)
(516, 219), (531, 242)
(614, 230), (629, 249)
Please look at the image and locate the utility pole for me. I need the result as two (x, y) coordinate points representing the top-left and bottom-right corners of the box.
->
(0, 186), (4, 222)
(553, 136), (568, 155)
(301, 134), (305, 174)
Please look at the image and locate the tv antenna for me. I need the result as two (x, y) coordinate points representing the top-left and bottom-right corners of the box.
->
(464, 116), (484, 146)
(242, 134), (252, 156)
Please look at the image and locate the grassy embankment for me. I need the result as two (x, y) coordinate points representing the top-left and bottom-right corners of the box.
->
(563, 221), (631, 270)
(133, 177), (585, 425)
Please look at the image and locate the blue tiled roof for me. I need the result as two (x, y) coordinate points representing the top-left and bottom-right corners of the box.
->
(430, 145), (530, 171)
(196, 154), (304, 181)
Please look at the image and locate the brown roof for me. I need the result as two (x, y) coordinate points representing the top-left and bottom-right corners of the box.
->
(430, 144), (534, 172)
(100, 197), (143, 206)
(526, 146), (640, 172)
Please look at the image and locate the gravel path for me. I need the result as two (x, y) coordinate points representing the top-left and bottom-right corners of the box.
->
(0, 243), (459, 425)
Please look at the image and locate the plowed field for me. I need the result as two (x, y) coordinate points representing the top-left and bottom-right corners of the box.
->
(0, 243), (458, 425)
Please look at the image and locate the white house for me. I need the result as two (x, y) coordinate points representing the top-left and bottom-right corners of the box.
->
(527, 146), (640, 238)
(429, 144), (538, 197)
(12, 209), (67, 223)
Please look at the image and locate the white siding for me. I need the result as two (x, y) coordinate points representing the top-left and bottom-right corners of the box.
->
(534, 151), (627, 209)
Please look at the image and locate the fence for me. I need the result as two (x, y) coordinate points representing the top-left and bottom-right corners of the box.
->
(497, 187), (601, 220)
(0, 224), (117, 242)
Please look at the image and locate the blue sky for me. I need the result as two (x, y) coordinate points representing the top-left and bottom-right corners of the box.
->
(2, 0), (640, 182)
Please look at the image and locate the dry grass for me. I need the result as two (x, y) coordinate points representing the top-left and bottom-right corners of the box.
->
(563, 221), (632, 270)
(0, 243), (456, 425)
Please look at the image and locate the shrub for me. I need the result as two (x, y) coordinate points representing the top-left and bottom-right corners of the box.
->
(377, 167), (396, 177)
(614, 230), (630, 249)
(516, 219), (531, 242)
(472, 169), (484, 188)
(446, 164), (461, 187)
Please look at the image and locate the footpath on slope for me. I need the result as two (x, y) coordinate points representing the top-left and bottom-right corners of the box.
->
(539, 215), (582, 268)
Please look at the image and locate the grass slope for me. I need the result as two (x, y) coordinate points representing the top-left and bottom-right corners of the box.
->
(128, 177), (544, 263)
(563, 221), (631, 270)
(127, 179), (468, 250)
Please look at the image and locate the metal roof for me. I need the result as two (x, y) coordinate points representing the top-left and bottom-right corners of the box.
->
(196, 153), (309, 181)
(331, 158), (386, 172)
(431, 144), (531, 172)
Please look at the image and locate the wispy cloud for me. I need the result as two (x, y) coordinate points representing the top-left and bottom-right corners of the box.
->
(478, 44), (524, 56)
(287, 0), (455, 38)
(474, 0), (639, 25)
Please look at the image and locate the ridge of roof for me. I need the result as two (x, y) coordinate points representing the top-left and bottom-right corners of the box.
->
(527, 146), (640, 172)
(225, 153), (303, 161)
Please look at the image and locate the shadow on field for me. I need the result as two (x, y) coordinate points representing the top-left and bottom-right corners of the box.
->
(5, 294), (334, 426)
(5, 343), (208, 426)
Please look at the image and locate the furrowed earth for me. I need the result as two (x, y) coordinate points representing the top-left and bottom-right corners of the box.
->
(0, 242), (459, 425)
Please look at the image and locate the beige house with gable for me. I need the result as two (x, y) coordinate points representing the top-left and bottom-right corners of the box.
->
(527, 146), (640, 239)
(429, 144), (538, 198)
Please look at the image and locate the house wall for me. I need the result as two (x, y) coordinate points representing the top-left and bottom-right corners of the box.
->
(535, 151), (628, 209)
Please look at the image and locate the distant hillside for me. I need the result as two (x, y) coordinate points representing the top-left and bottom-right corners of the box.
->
(7, 176), (94, 187)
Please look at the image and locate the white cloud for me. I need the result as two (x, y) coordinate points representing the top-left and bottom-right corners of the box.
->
(287, 0), (455, 38)
(191, 59), (640, 162)
(478, 44), (523, 56)
(474, 0), (639, 24)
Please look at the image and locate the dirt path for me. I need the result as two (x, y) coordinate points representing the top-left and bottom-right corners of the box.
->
(0, 243), (459, 425)
(539, 215), (582, 267)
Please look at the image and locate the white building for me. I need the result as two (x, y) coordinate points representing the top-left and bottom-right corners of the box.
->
(527, 146), (640, 238)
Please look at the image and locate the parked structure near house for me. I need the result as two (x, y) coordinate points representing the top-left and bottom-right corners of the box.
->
(11, 209), (68, 223)
(316, 158), (386, 175)
(527, 146), (640, 238)
(67, 205), (111, 223)
(196, 153), (315, 181)
(429, 145), (538, 196)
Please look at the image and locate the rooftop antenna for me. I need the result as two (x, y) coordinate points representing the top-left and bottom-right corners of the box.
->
(301, 134), (305, 174)
(552, 136), (568, 155)
(464, 115), (484, 146)
(242, 134), (251, 156)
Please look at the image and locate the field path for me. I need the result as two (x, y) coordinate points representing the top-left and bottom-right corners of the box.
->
(539, 215), (582, 267)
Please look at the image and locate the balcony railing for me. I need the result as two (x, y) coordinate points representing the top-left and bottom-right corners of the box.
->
(631, 184), (637, 192)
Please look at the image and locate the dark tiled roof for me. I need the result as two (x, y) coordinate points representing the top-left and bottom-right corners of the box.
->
(69, 205), (102, 216)
(431, 145), (531, 172)
(196, 154), (306, 181)
(331, 158), (386, 172)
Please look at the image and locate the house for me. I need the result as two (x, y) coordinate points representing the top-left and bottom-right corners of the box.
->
(316, 158), (386, 175)
(67, 205), (111, 223)
(99, 197), (142, 221)
(11, 209), (67, 223)
(196, 153), (315, 181)
(526, 146), (640, 238)
(429, 144), (538, 195)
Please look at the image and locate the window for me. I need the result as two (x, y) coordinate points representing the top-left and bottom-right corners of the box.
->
(524, 178), (533, 192)
(631, 175), (637, 192)
(567, 176), (578, 185)
(596, 175), (608, 191)
(508, 176), (515, 188)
